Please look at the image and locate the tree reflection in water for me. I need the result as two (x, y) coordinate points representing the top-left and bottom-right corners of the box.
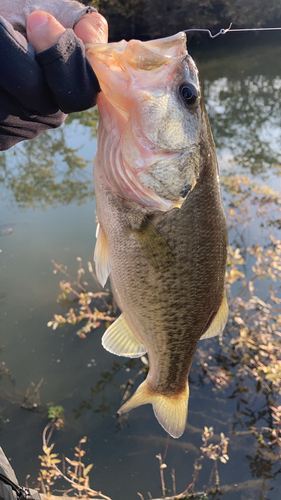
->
(206, 75), (281, 175)
(197, 42), (281, 178)
(0, 108), (99, 210)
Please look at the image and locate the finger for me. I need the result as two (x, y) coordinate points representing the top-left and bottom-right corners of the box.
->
(74, 12), (108, 44)
(27, 11), (65, 53)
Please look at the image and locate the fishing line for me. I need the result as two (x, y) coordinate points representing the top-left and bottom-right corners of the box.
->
(184, 23), (281, 38)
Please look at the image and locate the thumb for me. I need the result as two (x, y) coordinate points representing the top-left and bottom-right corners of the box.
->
(27, 11), (65, 53)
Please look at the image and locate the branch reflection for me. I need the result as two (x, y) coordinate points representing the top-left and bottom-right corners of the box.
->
(0, 109), (99, 209)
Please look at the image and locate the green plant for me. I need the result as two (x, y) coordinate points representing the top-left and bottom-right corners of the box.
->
(47, 403), (65, 427)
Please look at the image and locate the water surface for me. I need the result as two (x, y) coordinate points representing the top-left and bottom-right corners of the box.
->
(0, 37), (281, 500)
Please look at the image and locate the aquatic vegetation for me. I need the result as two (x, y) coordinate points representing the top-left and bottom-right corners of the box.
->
(47, 403), (65, 428)
(37, 423), (229, 500)
(47, 257), (115, 338)
(38, 424), (111, 500)
(193, 175), (281, 492)
(21, 379), (44, 412)
(150, 427), (229, 499)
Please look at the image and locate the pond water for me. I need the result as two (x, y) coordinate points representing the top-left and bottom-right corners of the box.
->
(0, 34), (281, 500)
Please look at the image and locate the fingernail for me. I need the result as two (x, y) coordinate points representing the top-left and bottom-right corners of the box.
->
(28, 12), (49, 32)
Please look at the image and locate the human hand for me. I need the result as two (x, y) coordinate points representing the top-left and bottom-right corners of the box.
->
(27, 10), (108, 53)
(24, 10), (108, 114)
(0, 4), (107, 150)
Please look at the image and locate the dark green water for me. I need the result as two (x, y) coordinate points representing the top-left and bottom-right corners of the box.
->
(0, 36), (281, 500)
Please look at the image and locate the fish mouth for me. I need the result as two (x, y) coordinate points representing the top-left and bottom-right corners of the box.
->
(85, 32), (188, 97)
(122, 32), (187, 70)
(85, 31), (187, 62)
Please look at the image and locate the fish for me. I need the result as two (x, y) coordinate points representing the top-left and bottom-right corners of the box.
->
(86, 32), (228, 438)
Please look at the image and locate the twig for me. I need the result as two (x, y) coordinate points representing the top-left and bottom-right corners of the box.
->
(51, 260), (71, 279)
(163, 434), (170, 462)
(38, 472), (47, 496)
(148, 492), (207, 500)
(43, 422), (56, 447)
(156, 454), (167, 499)
(171, 469), (176, 497)
(34, 378), (44, 394)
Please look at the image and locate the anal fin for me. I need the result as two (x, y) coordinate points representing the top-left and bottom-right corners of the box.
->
(102, 314), (146, 358)
(200, 293), (228, 340)
(94, 223), (111, 287)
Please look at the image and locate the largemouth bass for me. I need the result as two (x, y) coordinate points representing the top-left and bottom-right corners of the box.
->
(86, 32), (228, 438)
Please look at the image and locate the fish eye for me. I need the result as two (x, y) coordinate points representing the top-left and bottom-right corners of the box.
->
(179, 83), (198, 105)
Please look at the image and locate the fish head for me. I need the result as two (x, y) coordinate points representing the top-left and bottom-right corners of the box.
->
(86, 33), (204, 212)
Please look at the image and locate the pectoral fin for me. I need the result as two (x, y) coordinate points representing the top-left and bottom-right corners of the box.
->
(102, 314), (146, 358)
(200, 293), (228, 340)
(134, 216), (175, 269)
(94, 223), (111, 287)
(118, 379), (189, 438)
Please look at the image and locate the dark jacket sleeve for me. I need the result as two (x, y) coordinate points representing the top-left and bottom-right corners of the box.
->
(0, 16), (66, 150)
(36, 29), (100, 114)
(0, 16), (100, 151)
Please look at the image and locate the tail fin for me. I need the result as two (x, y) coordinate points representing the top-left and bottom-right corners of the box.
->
(118, 380), (189, 438)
